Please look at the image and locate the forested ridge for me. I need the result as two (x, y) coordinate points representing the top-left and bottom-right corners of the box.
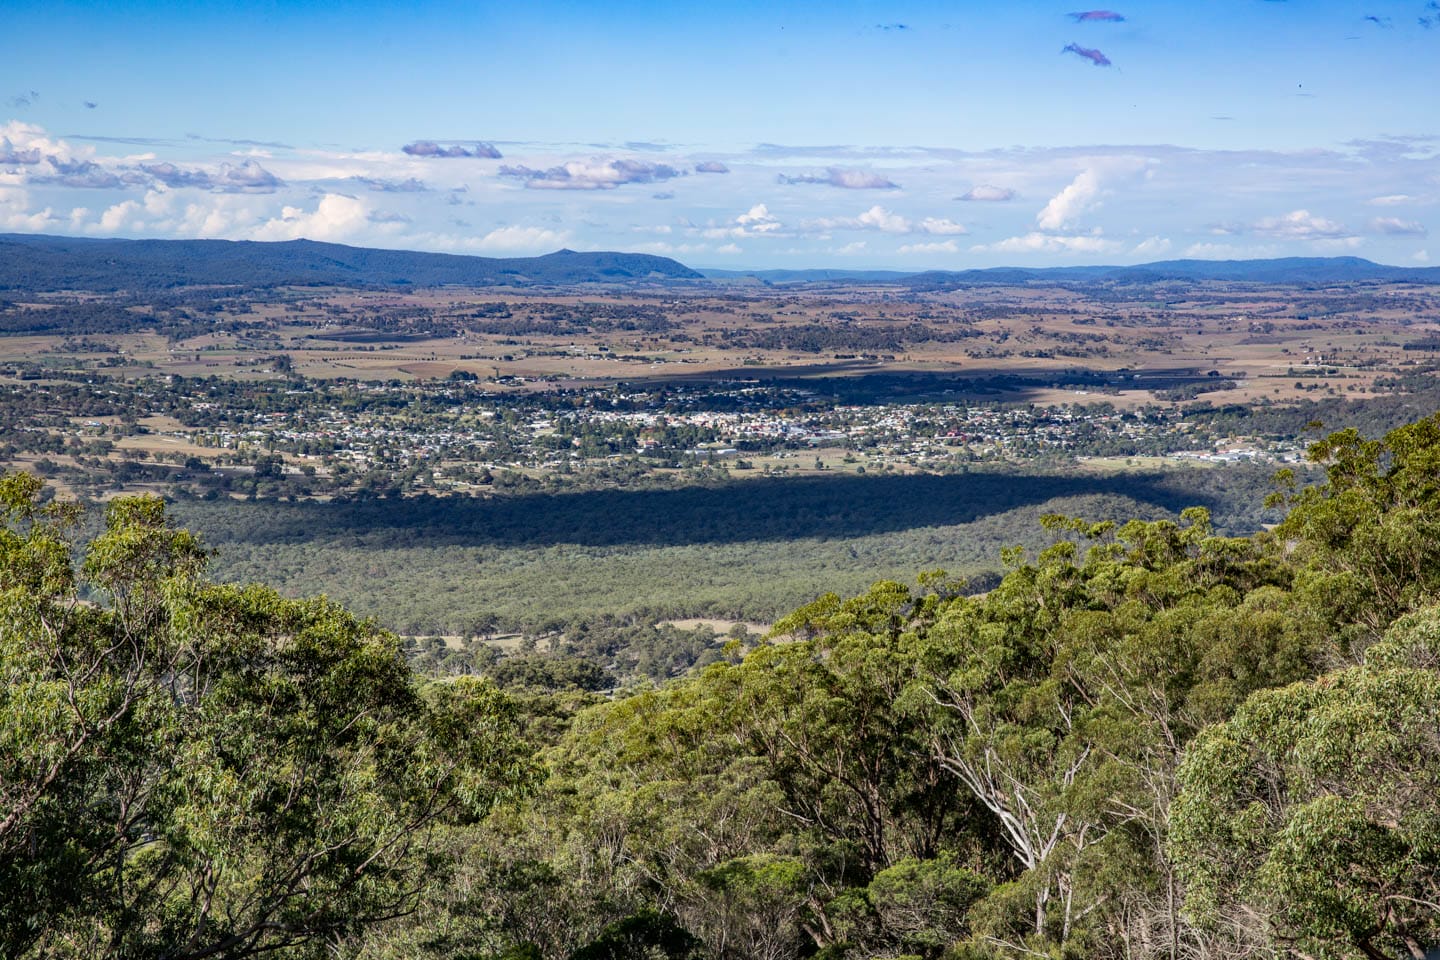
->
(6, 415), (1440, 960)
(0, 234), (701, 292)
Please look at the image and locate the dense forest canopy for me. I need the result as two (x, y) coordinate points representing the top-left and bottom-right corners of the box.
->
(5, 413), (1440, 959)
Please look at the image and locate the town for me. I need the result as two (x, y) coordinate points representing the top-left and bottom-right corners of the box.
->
(4, 368), (1312, 502)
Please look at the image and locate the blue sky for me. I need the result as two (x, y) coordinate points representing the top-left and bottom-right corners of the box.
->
(2, 0), (1436, 268)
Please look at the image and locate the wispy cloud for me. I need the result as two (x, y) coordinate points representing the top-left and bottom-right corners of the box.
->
(974, 232), (1120, 254)
(957, 184), (1016, 202)
(899, 239), (961, 254)
(777, 167), (899, 189)
(1062, 43), (1112, 66)
(187, 134), (295, 150)
(402, 140), (503, 159)
(1070, 10), (1125, 22)
(694, 160), (730, 174)
(349, 176), (429, 193)
(1369, 216), (1427, 235)
(67, 134), (176, 147)
(7, 91), (38, 109)
(499, 158), (683, 190)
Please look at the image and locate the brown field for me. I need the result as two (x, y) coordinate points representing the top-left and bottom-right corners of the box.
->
(5, 278), (1438, 409)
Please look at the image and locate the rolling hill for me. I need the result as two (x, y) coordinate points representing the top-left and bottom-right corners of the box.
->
(0, 234), (703, 292)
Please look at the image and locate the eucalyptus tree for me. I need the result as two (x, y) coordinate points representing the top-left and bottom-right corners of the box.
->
(916, 510), (1314, 958)
(1172, 606), (1440, 960)
(1272, 412), (1440, 653)
(0, 471), (539, 959)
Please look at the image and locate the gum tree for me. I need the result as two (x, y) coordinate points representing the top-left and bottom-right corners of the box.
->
(0, 473), (538, 959)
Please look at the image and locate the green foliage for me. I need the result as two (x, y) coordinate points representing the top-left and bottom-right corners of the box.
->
(1172, 637), (1440, 959)
(1275, 411), (1440, 649)
(172, 461), (1284, 652)
(568, 910), (702, 960)
(834, 854), (990, 959)
(0, 472), (540, 959)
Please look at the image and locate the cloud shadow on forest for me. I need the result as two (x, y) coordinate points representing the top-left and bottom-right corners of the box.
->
(191, 470), (1231, 551)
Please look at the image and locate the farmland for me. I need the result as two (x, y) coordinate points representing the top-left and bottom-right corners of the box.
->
(4, 272), (1439, 650)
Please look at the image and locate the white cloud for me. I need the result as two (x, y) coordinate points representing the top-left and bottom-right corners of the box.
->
(99, 199), (142, 232)
(919, 216), (967, 235)
(499, 158), (681, 190)
(0, 186), (59, 231)
(736, 203), (781, 232)
(777, 167), (899, 189)
(805, 205), (965, 235)
(1033, 158), (1147, 233)
(805, 205), (906, 233)
(715, 243), (742, 254)
(958, 184), (1016, 202)
(974, 232), (1120, 255)
(0, 121), (87, 167)
(1036, 169), (1102, 231)
(471, 224), (570, 252)
(1251, 209), (1350, 240)
(705, 203), (784, 239)
(1369, 194), (1417, 206)
(1133, 236), (1172, 256)
(250, 193), (369, 242)
(1414, 250), (1429, 263)
(173, 196), (263, 238)
(857, 205), (910, 232)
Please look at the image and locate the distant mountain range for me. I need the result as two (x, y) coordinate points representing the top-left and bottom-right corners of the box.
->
(0, 234), (703, 292)
(704, 257), (1440, 286)
(1, 233), (1436, 293)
